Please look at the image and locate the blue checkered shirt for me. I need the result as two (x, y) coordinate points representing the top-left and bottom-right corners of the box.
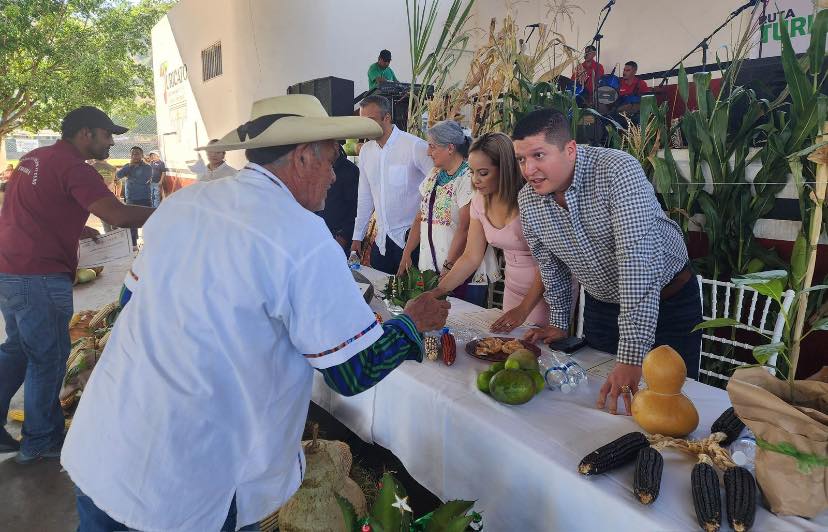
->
(518, 146), (689, 365)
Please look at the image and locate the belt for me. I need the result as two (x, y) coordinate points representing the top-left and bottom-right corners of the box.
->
(660, 264), (693, 301)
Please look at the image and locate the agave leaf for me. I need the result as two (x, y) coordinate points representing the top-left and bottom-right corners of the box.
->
(425, 500), (475, 532)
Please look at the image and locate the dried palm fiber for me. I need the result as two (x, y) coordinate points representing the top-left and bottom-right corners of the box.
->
(648, 432), (737, 471)
(277, 425), (367, 532)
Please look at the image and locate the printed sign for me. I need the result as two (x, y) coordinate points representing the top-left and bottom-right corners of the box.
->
(751, 1), (819, 58)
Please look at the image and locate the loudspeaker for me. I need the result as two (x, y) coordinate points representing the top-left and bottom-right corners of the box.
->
(287, 76), (355, 117)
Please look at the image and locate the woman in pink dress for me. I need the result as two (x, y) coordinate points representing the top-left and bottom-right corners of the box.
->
(432, 132), (549, 332)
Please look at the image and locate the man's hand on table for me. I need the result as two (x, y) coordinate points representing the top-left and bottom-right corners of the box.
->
(403, 292), (450, 333)
(522, 325), (567, 344)
(597, 362), (643, 416)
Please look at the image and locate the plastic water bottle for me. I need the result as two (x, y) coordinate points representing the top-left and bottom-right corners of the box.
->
(563, 356), (588, 389)
(730, 429), (756, 474)
(537, 352), (574, 393)
(348, 251), (361, 270)
(543, 349), (588, 388)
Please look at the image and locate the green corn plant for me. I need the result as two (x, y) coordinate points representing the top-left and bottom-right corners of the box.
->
(679, 66), (787, 280)
(504, 70), (614, 144)
(694, 8), (828, 395)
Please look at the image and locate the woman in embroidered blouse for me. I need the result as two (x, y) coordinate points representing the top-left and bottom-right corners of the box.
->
(398, 121), (500, 307)
(432, 132), (549, 332)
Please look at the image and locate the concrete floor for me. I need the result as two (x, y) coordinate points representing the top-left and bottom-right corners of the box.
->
(1, 217), (132, 532)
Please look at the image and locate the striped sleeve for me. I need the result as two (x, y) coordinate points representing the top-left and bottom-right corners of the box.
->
(318, 315), (423, 396)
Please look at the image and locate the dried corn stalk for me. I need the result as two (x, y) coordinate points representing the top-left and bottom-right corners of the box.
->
(427, 2), (582, 136)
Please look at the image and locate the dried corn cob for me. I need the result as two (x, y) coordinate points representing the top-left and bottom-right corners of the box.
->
(424, 336), (440, 361)
(710, 407), (745, 447)
(691, 461), (722, 532)
(88, 301), (119, 329)
(69, 313), (82, 328)
(724, 467), (756, 532)
(633, 447), (664, 505)
(578, 432), (649, 475)
(441, 329), (456, 366)
(66, 337), (94, 368)
(97, 330), (111, 349)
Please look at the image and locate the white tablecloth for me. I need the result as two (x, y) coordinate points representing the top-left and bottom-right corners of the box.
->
(312, 268), (826, 531)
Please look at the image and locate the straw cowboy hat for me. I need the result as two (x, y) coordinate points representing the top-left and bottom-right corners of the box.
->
(199, 95), (381, 152)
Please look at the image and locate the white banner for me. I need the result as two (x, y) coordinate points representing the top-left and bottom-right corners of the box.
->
(751, 1), (818, 58)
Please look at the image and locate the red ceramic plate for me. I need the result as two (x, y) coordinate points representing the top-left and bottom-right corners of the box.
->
(465, 337), (541, 363)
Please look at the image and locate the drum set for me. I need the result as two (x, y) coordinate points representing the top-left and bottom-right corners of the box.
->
(563, 69), (621, 106)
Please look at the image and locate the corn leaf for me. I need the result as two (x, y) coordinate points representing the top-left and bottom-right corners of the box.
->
(677, 63), (689, 105)
(779, 12), (810, 119)
(808, 9), (828, 77)
(791, 232), (808, 289)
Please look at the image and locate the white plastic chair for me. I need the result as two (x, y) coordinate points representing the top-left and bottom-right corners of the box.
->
(696, 275), (795, 383)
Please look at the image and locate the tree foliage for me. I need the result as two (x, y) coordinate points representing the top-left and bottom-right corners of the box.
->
(0, 0), (175, 137)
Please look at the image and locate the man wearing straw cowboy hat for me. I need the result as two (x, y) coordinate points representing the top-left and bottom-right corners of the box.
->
(61, 95), (450, 531)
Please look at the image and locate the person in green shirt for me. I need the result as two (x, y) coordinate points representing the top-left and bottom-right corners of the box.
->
(368, 49), (398, 90)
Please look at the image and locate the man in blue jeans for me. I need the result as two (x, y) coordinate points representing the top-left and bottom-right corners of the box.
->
(0, 106), (154, 463)
(514, 108), (701, 416)
(117, 146), (153, 246)
(147, 150), (167, 207)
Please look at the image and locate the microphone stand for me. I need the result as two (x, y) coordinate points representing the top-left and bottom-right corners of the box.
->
(590, 0), (615, 144)
(757, 0), (767, 58)
(659, 0), (760, 87)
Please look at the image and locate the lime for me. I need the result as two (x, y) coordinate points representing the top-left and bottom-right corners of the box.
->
(507, 349), (539, 371)
(476, 371), (494, 393)
(504, 359), (521, 370)
(529, 370), (545, 395)
(490, 361), (506, 373)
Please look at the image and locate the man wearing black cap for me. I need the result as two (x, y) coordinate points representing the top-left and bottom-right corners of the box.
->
(0, 106), (154, 463)
(367, 49), (398, 90)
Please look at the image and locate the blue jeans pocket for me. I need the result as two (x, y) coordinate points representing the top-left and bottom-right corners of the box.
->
(0, 276), (27, 312)
(45, 275), (73, 316)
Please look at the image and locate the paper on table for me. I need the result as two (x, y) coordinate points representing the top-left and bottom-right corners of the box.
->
(77, 228), (132, 268)
(446, 308), (509, 334)
(587, 360), (616, 379)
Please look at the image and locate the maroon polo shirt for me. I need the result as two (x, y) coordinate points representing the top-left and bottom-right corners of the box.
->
(0, 140), (114, 274)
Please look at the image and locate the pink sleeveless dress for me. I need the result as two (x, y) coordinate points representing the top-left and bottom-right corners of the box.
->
(470, 194), (550, 326)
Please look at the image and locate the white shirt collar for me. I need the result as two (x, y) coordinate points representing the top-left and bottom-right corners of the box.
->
(240, 162), (296, 202)
(381, 125), (400, 150)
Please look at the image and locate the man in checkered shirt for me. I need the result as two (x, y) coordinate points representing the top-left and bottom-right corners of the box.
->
(513, 109), (701, 415)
